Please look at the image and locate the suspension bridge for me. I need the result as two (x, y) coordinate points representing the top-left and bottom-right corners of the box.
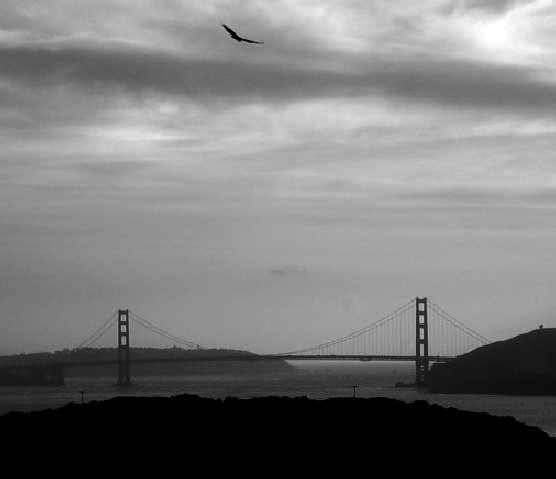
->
(7, 297), (490, 387)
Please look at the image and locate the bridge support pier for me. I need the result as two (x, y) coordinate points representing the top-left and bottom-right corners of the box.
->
(415, 297), (429, 387)
(117, 309), (131, 386)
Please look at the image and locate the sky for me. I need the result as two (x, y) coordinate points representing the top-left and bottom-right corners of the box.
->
(1, 0), (556, 354)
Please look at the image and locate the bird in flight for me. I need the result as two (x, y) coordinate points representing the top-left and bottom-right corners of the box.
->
(221, 24), (264, 44)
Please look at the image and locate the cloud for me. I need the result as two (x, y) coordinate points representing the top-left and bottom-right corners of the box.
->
(399, 187), (527, 205)
(2, 43), (556, 115)
(442, 0), (525, 15)
(399, 185), (556, 208)
(75, 159), (153, 180)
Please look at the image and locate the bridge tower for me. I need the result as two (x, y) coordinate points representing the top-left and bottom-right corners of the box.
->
(117, 309), (131, 386)
(415, 297), (429, 386)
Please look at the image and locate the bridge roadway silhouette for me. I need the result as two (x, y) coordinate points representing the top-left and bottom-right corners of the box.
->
(6, 297), (490, 387)
(60, 353), (454, 367)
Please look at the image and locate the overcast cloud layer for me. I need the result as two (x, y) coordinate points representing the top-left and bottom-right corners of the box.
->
(1, 0), (556, 353)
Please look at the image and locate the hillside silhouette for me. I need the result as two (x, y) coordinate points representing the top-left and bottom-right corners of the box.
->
(428, 328), (556, 394)
(0, 394), (554, 471)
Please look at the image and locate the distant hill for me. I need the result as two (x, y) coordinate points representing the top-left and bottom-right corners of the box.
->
(428, 328), (556, 394)
(0, 347), (296, 378)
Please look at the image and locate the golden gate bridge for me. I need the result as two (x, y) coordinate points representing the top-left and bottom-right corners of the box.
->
(11, 297), (490, 387)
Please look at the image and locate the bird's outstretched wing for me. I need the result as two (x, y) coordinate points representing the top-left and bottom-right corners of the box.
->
(241, 38), (264, 44)
(221, 24), (236, 36)
(221, 23), (264, 44)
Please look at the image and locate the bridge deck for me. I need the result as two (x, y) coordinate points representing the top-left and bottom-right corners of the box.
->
(10, 354), (451, 369)
(1, 354), (454, 370)
(268, 355), (453, 362)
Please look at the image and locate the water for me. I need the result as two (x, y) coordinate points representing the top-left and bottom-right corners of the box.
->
(1, 361), (555, 436)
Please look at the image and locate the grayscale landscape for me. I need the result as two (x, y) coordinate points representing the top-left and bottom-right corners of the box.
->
(1, 1), (556, 459)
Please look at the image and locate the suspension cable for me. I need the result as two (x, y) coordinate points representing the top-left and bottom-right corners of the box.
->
(429, 301), (490, 344)
(129, 312), (201, 349)
(130, 313), (198, 348)
(74, 312), (118, 349)
(277, 299), (415, 355)
(430, 302), (490, 344)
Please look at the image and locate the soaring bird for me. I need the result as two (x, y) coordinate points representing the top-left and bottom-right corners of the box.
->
(221, 24), (264, 44)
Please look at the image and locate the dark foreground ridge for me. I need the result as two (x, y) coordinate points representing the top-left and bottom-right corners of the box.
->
(428, 328), (556, 394)
(1, 394), (554, 470)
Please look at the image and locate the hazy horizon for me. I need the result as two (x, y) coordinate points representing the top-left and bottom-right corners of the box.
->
(2, 0), (556, 355)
